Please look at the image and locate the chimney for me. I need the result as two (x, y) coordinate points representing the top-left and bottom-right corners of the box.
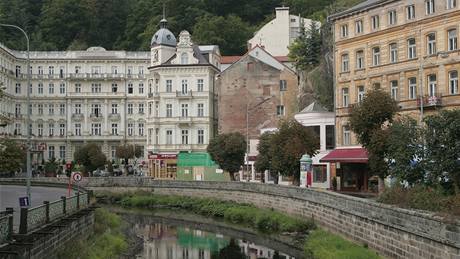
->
(275, 6), (290, 18)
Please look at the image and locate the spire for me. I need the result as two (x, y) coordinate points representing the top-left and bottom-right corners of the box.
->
(160, 2), (167, 29)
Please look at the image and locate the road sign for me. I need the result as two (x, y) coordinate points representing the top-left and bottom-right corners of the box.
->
(72, 172), (82, 182)
(19, 196), (30, 207)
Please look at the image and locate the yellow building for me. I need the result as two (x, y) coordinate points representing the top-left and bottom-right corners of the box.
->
(325, 0), (460, 193)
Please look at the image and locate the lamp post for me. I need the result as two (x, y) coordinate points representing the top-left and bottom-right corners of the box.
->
(0, 23), (31, 205)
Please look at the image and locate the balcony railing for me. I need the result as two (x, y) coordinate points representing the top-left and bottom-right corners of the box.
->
(72, 113), (84, 120)
(176, 90), (193, 98)
(108, 113), (121, 120)
(417, 94), (442, 108)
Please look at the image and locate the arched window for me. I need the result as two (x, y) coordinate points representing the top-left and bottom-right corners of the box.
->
(181, 53), (188, 64)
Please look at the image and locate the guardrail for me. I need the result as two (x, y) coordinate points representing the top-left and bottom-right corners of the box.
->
(0, 209), (13, 245)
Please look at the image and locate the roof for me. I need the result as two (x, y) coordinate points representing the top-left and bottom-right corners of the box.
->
(320, 148), (368, 163)
(328, 0), (396, 21)
(220, 54), (290, 65)
(151, 19), (177, 47)
(299, 102), (329, 113)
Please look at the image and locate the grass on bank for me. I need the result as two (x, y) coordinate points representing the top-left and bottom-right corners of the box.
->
(55, 208), (128, 259)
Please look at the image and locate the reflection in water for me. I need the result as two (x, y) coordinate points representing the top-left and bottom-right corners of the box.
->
(132, 221), (296, 259)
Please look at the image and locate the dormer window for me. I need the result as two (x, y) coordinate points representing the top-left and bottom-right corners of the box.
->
(181, 53), (188, 64)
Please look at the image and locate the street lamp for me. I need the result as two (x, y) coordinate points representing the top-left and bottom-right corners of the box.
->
(0, 23), (32, 205)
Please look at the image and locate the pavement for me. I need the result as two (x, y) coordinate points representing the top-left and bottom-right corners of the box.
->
(0, 185), (69, 228)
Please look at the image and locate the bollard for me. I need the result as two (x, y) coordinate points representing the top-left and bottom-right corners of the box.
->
(76, 192), (80, 210)
(6, 207), (13, 239)
(61, 196), (67, 214)
(43, 201), (50, 223)
(19, 208), (28, 234)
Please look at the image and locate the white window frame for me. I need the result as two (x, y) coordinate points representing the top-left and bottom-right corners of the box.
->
(426, 0), (436, 14)
(448, 29), (458, 51)
(372, 47), (381, 66)
(408, 77), (417, 99)
(427, 33), (437, 55)
(408, 38), (417, 59)
(406, 5), (416, 20)
(449, 70), (458, 94)
(389, 43), (398, 63)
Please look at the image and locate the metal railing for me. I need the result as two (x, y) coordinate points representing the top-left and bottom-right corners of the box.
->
(0, 209), (13, 245)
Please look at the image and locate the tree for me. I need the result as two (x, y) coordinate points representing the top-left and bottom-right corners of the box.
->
(115, 144), (142, 165)
(288, 21), (321, 71)
(424, 109), (460, 192)
(386, 117), (424, 186)
(44, 157), (59, 176)
(211, 239), (246, 259)
(254, 132), (275, 180)
(74, 143), (107, 174)
(349, 88), (399, 192)
(0, 138), (25, 176)
(269, 119), (319, 185)
(207, 132), (246, 181)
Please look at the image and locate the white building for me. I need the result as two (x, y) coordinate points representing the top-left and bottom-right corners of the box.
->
(294, 102), (335, 189)
(247, 7), (316, 57)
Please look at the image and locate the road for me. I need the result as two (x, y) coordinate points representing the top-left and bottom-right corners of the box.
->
(0, 185), (69, 228)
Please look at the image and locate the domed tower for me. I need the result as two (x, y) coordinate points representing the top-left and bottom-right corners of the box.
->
(150, 18), (176, 66)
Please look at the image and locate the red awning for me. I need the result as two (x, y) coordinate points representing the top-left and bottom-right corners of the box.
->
(320, 148), (368, 163)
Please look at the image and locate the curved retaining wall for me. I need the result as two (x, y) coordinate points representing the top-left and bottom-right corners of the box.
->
(2, 177), (459, 259)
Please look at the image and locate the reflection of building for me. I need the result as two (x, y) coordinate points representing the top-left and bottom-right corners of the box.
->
(238, 240), (294, 259)
(248, 7), (316, 57)
(295, 102), (335, 189)
(328, 0), (460, 193)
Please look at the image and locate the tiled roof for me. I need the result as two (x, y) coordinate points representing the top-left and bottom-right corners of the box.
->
(221, 56), (241, 64)
(328, 0), (395, 21)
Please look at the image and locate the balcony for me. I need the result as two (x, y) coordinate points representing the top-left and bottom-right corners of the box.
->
(176, 90), (193, 98)
(90, 113), (103, 121)
(72, 113), (84, 121)
(417, 94), (442, 108)
(108, 113), (121, 121)
(69, 73), (87, 80)
(148, 92), (160, 98)
(178, 116), (192, 126)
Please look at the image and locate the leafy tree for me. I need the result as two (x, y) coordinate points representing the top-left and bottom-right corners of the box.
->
(115, 144), (142, 165)
(424, 109), (460, 192)
(349, 88), (399, 192)
(44, 157), (59, 175)
(270, 119), (319, 185)
(386, 117), (424, 186)
(0, 138), (25, 176)
(288, 21), (321, 71)
(74, 143), (107, 173)
(207, 132), (246, 181)
(211, 239), (246, 259)
(193, 14), (253, 55)
(254, 132), (275, 179)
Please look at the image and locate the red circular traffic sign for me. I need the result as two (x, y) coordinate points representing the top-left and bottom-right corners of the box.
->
(72, 172), (83, 182)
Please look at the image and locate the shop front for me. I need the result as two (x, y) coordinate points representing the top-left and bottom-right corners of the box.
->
(148, 153), (178, 179)
(321, 148), (374, 193)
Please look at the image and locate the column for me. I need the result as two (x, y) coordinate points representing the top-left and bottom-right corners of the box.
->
(320, 124), (326, 151)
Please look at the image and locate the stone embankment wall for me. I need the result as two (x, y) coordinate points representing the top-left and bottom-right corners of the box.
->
(2, 177), (459, 259)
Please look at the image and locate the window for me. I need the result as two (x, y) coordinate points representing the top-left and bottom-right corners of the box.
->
(449, 71), (458, 94)
(49, 123), (54, 136)
(75, 124), (81, 136)
(426, 0), (435, 14)
(75, 83), (81, 93)
(181, 79), (188, 94)
(138, 66), (144, 75)
(388, 10), (397, 25)
(48, 146), (55, 159)
(341, 54), (349, 72)
(181, 129), (189, 144)
(342, 88), (349, 107)
(447, 0), (457, 9)
(74, 104), (81, 114)
(197, 103), (204, 117)
(356, 50), (365, 69)
(59, 104), (65, 115)
(408, 38), (417, 59)
(409, 78), (417, 99)
(448, 29), (458, 51)
(111, 146), (117, 158)
(127, 103), (133, 114)
(38, 83), (43, 94)
(75, 66), (80, 74)
(355, 20), (363, 34)
(372, 47), (380, 66)
(138, 123), (144, 136)
(166, 130), (173, 144)
(155, 128), (159, 144)
(406, 5), (416, 20)
(181, 53), (189, 64)
(138, 103), (144, 114)
(48, 66), (54, 75)
(313, 165), (327, 183)
(59, 83), (65, 94)
(91, 123), (101, 136)
(428, 74), (437, 96)
(128, 83), (133, 94)
(37, 104), (43, 115)
(49, 104), (54, 115)
(15, 83), (21, 94)
(371, 15), (380, 30)
(326, 125), (335, 150)
(343, 126), (351, 146)
(390, 80), (399, 100)
(111, 104), (118, 114)
(427, 33), (437, 55)
(166, 104), (173, 117)
(38, 124), (43, 136)
(59, 124), (65, 136)
(389, 43), (398, 63)
(111, 123), (118, 135)
(166, 80), (172, 92)
(111, 66), (118, 74)
(148, 102), (152, 115)
(139, 83), (144, 94)
(112, 83), (118, 93)
(197, 79), (204, 92)
(91, 66), (101, 75)
(276, 105), (285, 116)
(340, 24), (348, 38)
(197, 129), (205, 145)
(38, 66), (43, 75)
(181, 104), (188, 117)
(91, 83), (101, 93)
(127, 66), (132, 75)
(357, 86), (365, 103)
(91, 104), (101, 117)
(128, 123), (133, 136)
(155, 101), (159, 117)
(49, 83), (54, 94)
(280, 80), (287, 91)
